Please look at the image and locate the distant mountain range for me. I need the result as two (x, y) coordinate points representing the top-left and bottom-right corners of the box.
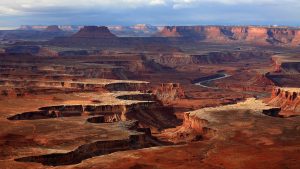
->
(18, 24), (162, 37)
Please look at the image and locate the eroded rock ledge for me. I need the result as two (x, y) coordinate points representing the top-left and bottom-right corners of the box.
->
(15, 120), (164, 166)
(151, 83), (185, 103)
(7, 94), (179, 131)
(268, 87), (300, 117)
(161, 98), (280, 143)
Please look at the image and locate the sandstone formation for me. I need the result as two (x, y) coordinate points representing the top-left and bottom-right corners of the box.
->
(268, 87), (300, 117)
(158, 26), (181, 37)
(272, 54), (300, 73)
(157, 26), (300, 46)
(72, 98), (299, 169)
(267, 54), (300, 87)
(161, 98), (280, 143)
(152, 83), (185, 103)
(0, 76), (178, 167)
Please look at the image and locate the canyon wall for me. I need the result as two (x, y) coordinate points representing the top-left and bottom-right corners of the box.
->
(144, 51), (271, 68)
(158, 26), (300, 46)
(165, 98), (280, 143)
(268, 87), (300, 117)
(272, 55), (300, 73)
(8, 101), (178, 131)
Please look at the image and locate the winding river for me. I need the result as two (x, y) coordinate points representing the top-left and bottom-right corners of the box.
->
(194, 73), (231, 89)
(193, 73), (269, 98)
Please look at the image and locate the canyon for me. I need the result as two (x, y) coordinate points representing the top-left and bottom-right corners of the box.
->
(1, 25), (300, 169)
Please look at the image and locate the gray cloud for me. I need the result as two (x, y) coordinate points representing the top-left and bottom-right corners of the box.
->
(0, 0), (299, 27)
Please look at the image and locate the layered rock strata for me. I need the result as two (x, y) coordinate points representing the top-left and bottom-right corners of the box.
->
(158, 26), (300, 46)
(268, 87), (300, 117)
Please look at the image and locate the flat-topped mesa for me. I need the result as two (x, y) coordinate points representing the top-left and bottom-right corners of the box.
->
(157, 26), (300, 46)
(157, 26), (207, 39)
(268, 87), (300, 117)
(72, 26), (117, 38)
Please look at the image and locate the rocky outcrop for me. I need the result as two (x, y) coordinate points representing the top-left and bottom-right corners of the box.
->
(162, 98), (279, 143)
(152, 83), (185, 102)
(271, 55), (300, 73)
(8, 94), (179, 130)
(72, 26), (117, 38)
(266, 54), (300, 87)
(268, 87), (300, 117)
(252, 73), (276, 87)
(158, 26), (181, 37)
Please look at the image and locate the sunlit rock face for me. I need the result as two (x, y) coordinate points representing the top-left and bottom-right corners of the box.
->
(157, 26), (300, 46)
(268, 87), (300, 117)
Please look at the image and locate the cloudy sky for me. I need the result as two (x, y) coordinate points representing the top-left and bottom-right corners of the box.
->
(0, 0), (299, 28)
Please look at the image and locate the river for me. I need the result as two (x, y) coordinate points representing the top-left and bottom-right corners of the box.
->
(194, 73), (231, 89)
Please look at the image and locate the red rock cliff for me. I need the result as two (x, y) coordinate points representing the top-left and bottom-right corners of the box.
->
(268, 87), (300, 117)
(158, 26), (180, 37)
(157, 26), (300, 46)
(271, 55), (300, 73)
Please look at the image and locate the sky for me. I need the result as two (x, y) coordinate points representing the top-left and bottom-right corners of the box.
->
(0, 0), (299, 29)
